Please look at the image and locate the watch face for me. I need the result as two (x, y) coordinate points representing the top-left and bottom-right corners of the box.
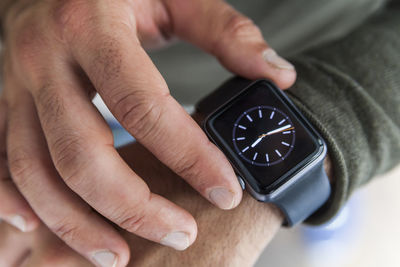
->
(206, 80), (322, 193)
(232, 106), (295, 166)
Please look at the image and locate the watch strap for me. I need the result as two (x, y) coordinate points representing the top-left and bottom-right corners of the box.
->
(271, 159), (330, 226)
(196, 76), (253, 116)
(196, 76), (331, 226)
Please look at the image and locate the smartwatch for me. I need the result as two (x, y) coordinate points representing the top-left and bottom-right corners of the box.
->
(196, 77), (331, 226)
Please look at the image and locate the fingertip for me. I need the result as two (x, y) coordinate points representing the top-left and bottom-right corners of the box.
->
(110, 241), (131, 267)
(24, 215), (41, 232)
(90, 233), (131, 267)
(4, 213), (40, 233)
(232, 184), (243, 209)
(216, 45), (297, 89)
(162, 221), (197, 251)
(208, 182), (243, 210)
(160, 202), (198, 251)
(99, 226), (132, 267)
(187, 214), (198, 247)
(194, 143), (243, 211)
(269, 67), (297, 90)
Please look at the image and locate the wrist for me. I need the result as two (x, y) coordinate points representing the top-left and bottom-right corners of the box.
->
(116, 112), (332, 266)
(117, 142), (283, 267)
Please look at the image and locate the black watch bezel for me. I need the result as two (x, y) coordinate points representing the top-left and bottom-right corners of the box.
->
(203, 80), (326, 196)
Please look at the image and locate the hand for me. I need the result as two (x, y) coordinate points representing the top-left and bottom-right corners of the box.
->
(0, 221), (92, 267)
(0, 138), (285, 267)
(0, 0), (296, 266)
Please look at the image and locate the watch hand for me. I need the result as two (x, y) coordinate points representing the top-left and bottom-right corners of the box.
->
(251, 137), (264, 148)
(251, 125), (294, 149)
(265, 125), (292, 136)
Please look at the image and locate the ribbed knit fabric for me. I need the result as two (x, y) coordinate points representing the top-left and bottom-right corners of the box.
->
(288, 1), (400, 224)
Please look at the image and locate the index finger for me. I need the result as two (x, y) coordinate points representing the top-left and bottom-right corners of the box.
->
(70, 16), (242, 210)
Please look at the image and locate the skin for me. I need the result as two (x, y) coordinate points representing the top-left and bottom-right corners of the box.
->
(0, 140), (284, 267)
(0, 112), (333, 267)
(0, 0), (296, 266)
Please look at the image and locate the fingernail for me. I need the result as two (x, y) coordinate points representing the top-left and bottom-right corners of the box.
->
(92, 250), (118, 267)
(9, 215), (27, 232)
(209, 187), (235, 210)
(263, 49), (294, 70)
(161, 231), (190, 251)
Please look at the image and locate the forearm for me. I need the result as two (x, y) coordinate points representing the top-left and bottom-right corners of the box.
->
(116, 139), (334, 267)
(117, 142), (283, 267)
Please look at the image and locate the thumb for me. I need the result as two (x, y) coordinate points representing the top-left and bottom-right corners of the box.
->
(165, 0), (296, 89)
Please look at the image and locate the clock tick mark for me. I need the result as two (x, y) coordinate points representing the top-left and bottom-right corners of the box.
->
(258, 109), (262, 118)
(246, 115), (253, 122)
(253, 152), (258, 161)
(281, 142), (290, 147)
(242, 146), (249, 153)
(275, 149), (282, 157)
(236, 137), (245, 141)
(238, 125), (247, 130)
(278, 119), (286, 125)
(270, 111), (275, 119)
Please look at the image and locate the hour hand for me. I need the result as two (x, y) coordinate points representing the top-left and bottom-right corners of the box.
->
(251, 136), (264, 148)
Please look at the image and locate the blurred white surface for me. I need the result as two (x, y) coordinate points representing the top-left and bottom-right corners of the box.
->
(255, 165), (400, 267)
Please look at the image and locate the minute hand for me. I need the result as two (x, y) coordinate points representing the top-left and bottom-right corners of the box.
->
(266, 124), (292, 136)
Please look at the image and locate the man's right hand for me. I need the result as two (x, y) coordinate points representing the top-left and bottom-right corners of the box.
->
(0, 0), (296, 266)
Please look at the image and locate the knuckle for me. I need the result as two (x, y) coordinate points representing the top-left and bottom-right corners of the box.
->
(112, 193), (151, 233)
(223, 13), (260, 39)
(14, 22), (41, 52)
(13, 22), (47, 71)
(172, 150), (202, 182)
(7, 4), (48, 70)
(50, 220), (81, 246)
(35, 84), (65, 128)
(113, 91), (167, 140)
(50, 0), (134, 45)
(51, 133), (91, 184)
(118, 212), (147, 233)
(8, 147), (35, 188)
(209, 9), (263, 55)
(50, 0), (94, 41)
(34, 84), (113, 144)
(90, 36), (125, 86)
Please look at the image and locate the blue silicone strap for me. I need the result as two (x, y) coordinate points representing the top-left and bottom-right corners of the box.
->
(272, 159), (330, 226)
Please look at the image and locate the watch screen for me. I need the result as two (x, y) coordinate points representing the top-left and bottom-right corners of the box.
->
(207, 81), (321, 191)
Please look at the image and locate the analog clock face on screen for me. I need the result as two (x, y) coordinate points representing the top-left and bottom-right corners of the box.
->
(232, 106), (296, 166)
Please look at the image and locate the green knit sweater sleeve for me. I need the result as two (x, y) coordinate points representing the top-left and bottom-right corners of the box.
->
(287, 2), (400, 224)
